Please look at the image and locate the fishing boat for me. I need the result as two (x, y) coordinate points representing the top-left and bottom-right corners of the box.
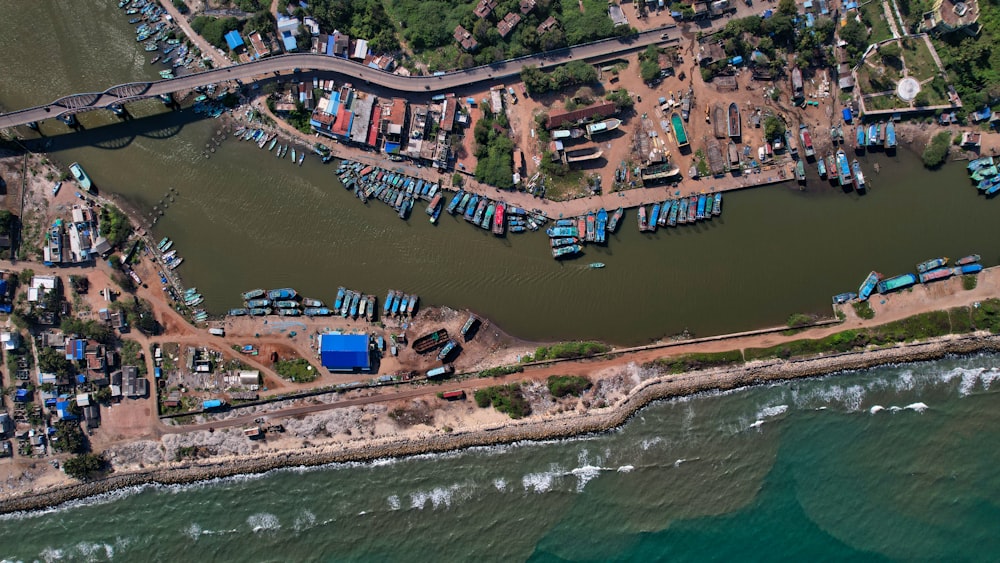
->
(826, 154), (838, 182)
(437, 340), (458, 361)
(687, 195), (698, 223)
(696, 194), (707, 220)
(670, 112), (689, 148)
(955, 255), (981, 266)
(799, 124), (815, 158)
(855, 126), (866, 150)
(648, 204), (660, 232)
(585, 212), (597, 241)
(712, 193), (722, 216)
(382, 290), (394, 316)
(977, 176), (1000, 191)
(447, 191), (464, 214)
(52, 181), (62, 196)
(867, 123), (879, 147)
(304, 307), (332, 316)
(916, 257), (948, 273)
(956, 264), (983, 275)
(69, 162), (93, 192)
(278, 308), (301, 317)
(481, 201), (496, 230)
(290, 147), (296, 162)
(728, 103), (741, 138)
(795, 159), (806, 181)
(407, 295), (418, 315)
(668, 200), (679, 226)
(461, 315), (478, 337)
(302, 298), (324, 308)
(971, 165), (998, 182)
(884, 120), (896, 149)
(546, 226), (578, 238)
(493, 202), (506, 235)
(576, 216), (587, 239)
(595, 208), (608, 243)
(585, 118), (622, 137)
(589, 262), (605, 269)
(246, 298), (270, 308)
(550, 237), (579, 247)
(157, 237), (169, 250)
(267, 288), (297, 300)
(413, 329), (449, 353)
(150, 55), (160, 64)
(817, 157), (827, 178)
(678, 198), (689, 224)
(836, 150), (851, 187)
(832, 292), (857, 304)
(551, 244), (582, 259)
(638, 205), (648, 231)
(877, 273), (918, 294)
(228, 308), (249, 316)
(297, 153), (305, 166)
(851, 160), (864, 192)
(858, 271), (882, 301)
(167, 257), (184, 270)
(608, 207), (623, 232)
(919, 267), (954, 284)
(967, 156), (994, 171)
(267, 137), (278, 151)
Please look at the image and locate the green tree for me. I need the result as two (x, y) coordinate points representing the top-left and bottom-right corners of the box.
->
(99, 204), (132, 249)
(778, 0), (798, 16)
(38, 347), (75, 380)
(62, 453), (107, 481)
(764, 115), (786, 140)
(605, 88), (634, 110)
(921, 131), (951, 168)
(52, 420), (89, 454)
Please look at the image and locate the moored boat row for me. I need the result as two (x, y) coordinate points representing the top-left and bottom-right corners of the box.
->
(840, 254), (981, 303)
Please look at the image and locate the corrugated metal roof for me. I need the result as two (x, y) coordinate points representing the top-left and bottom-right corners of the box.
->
(319, 334), (370, 371)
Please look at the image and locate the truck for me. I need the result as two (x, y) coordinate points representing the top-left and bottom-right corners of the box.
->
(441, 390), (466, 401)
(209, 328), (225, 336)
(426, 365), (455, 379)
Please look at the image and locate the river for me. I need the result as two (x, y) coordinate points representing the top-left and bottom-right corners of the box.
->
(2, 1), (997, 345)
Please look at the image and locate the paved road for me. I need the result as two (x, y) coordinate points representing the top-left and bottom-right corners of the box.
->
(0, 26), (680, 130)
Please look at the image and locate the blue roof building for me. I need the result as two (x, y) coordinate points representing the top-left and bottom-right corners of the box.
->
(319, 333), (371, 372)
(282, 32), (298, 52)
(224, 30), (245, 51)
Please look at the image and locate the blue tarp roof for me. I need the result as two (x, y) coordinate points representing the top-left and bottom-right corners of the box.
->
(282, 32), (297, 52)
(730, 56), (743, 65)
(76, 374), (86, 384)
(842, 108), (853, 122)
(224, 30), (245, 50)
(385, 142), (401, 154)
(319, 334), (370, 371)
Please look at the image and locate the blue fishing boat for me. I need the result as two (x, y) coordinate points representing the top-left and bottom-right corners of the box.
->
(248, 307), (272, 316)
(595, 208), (608, 243)
(967, 156), (994, 171)
(437, 340), (458, 361)
(832, 292), (857, 304)
(877, 273), (918, 294)
(349, 292), (360, 317)
(678, 198), (689, 224)
(447, 190), (464, 214)
(456, 193), (472, 214)
(241, 288), (265, 300)
(696, 194), (707, 219)
(855, 126), (866, 150)
(246, 298), (270, 308)
(608, 207), (624, 232)
(383, 291), (394, 316)
(649, 204), (660, 232)
(836, 149), (851, 187)
(464, 194), (480, 220)
(858, 270), (882, 301)
(817, 157), (827, 178)
(551, 244), (582, 259)
(867, 123), (878, 146)
(917, 257), (949, 273)
(267, 288), (297, 300)
(884, 121), (896, 149)
(304, 307), (332, 316)
(391, 294), (403, 316)
(984, 182), (1000, 196)
(956, 263), (983, 275)
(229, 308), (250, 316)
(852, 159), (864, 192)
(712, 193), (722, 216)
(668, 200), (679, 226)
(274, 300), (299, 309)
(976, 175), (1000, 191)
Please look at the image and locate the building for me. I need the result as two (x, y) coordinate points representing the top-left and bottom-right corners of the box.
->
(333, 31), (350, 57)
(454, 25), (479, 51)
(27, 275), (58, 304)
(609, 4), (629, 26)
(239, 370), (261, 386)
(380, 98), (408, 154)
(0, 331), (20, 351)
(497, 12), (522, 38)
(277, 16), (301, 52)
(318, 333), (371, 372)
(921, 0), (981, 36)
(474, 0), (498, 19)
(349, 92), (376, 145)
(520, 0), (537, 13)
(224, 30), (245, 51)
(248, 31), (272, 58)
(123, 365), (148, 398)
(537, 16), (559, 34)
(352, 39), (369, 60)
(303, 16), (321, 36)
(545, 101), (618, 129)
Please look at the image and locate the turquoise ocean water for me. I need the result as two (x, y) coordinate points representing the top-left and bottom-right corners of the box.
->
(0, 354), (997, 561)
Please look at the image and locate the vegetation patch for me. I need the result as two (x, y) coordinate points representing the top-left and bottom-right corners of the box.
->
(787, 313), (815, 328)
(533, 341), (609, 361)
(644, 351), (744, 373)
(948, 306), (973, 333)
(120, 339), (147, 375)
(473, 112), (514, 189)
(474, 384), (531, 419)
(963, 275), (978, 290)
(477, 365), (524, 378)
(275, 358), (317, 383)
(853, 301), (876, 320)
(520, 61), (598, 96)
(922, 131), (951, 168)
(388, 402), (435, 427)
(971, 298), (1000, 333)
(62, 453), (108, 481)
(546, 375), (592, 398)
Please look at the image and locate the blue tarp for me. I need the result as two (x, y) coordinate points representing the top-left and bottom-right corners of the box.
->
(155, 367), (162, 379)
(76, 374), (86, 384)
(385, 142), (400, 154)
(224, 30), (245, 50)
(842, 108), (853, 123)
(730, 56), (743, 65)
(319, 333), (370, 371)
(203, 399), (223, 410)
(14, 389), (30, 402)
(762, 9), (773, 18)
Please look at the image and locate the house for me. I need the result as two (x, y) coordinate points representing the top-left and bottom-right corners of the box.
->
(332, 32), (350, 57)
(961, 131), (982, 147)
(380, 98), (408, 154)
(474, 0), (498, 19)
(239, 370), (261, 386)
(318, 333), (371, 372)
(92, 236), (112, 257)
(303, 16), (321, 36)
(27, 275), (58, 303)
(224, 30), (245, 51)
(537, 16), (559, 34)
(454, 25), (479, 52)
(248, 31), (271, 58)
(352, 39), (369, 60)
(0, 331), (19, 351)
(84, 404), (100, 429)
(497, 12), (522, 38)
(921, 0), (981, 36)
(123, 366), (148, 398)
(520, 0), (537, 13)
(545, 101), (618, 129)
(277, 16), (301, 52)
(697, 42), (726, 66)
(609, 4), (629, 26)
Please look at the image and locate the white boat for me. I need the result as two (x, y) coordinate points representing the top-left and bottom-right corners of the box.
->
(52, 182), (62, 196)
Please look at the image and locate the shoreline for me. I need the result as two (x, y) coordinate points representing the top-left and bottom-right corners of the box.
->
(1, 330), (995, 515)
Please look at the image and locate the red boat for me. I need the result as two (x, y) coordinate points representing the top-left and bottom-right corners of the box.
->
(638, 205), (648, 231)
(492, 202), (506, 235)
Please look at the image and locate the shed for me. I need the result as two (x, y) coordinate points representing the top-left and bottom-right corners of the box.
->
(842, 108), (853, 123)
(318, 333), (371, 372)
(224, 30), (245, 51)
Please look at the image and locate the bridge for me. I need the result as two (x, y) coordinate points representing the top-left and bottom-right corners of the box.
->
(0, 26), (680, 130)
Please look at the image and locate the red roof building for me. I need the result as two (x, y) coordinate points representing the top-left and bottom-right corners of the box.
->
(474, 0), (498, 19)
(497, 12), (522, 38)
(545, 101), (618, 129)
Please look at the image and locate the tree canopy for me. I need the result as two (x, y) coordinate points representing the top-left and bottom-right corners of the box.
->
(99, 204), (132, 249)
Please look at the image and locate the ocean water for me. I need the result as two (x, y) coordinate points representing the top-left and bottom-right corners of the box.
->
(1, 354), (997, 561)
